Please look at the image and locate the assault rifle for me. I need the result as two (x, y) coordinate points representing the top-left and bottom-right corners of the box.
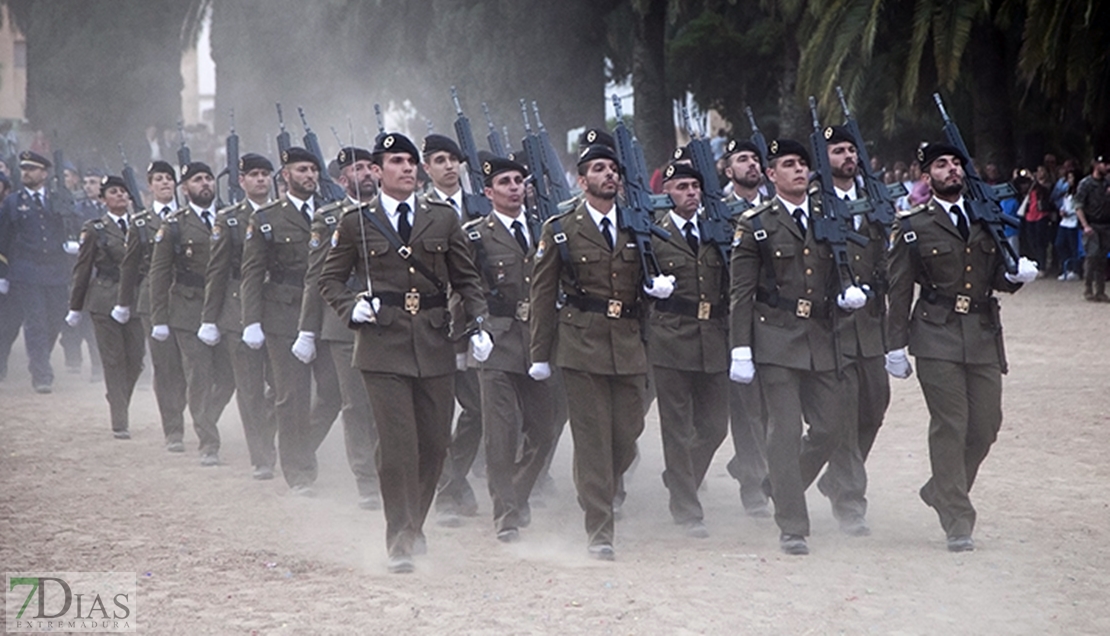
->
(223, 110), (245, 206)
(518, 101), (557, 239)
(933, 93), (1020, 274)
(449, 87), (492, 217)
(118, 144), (146, 215)
(298, 106), (346, 203)
(482, 103), (506, 157)
(678, 107), (732, 261)
(531, 102), (572, 203)
(610, 94), (670, 286)
(373, 104), (386, 144)
(275, 104), (292, 156)
(744, 106), (774, 197)
(834, 87), (902, 230)
(176, 121), (191, 168)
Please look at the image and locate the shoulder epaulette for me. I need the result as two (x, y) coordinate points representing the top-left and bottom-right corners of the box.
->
(742, 199), (774, 219)
(461, 216), (485, 232)
(896, 204), (927, 219)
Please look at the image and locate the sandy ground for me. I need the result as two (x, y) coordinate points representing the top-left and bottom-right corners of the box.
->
(1, 279), (1108, 635)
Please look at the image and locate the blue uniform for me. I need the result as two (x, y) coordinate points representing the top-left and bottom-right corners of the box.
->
(0, 188), (72, 388)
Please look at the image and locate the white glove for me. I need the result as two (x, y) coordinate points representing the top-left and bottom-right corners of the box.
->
(241, 322), (265, 350)
(63, 240), (80, 255)
(65, 310), (82, 327)
(470, 331), (493, 362)
(644, 274), (676, 299)
(885, 348), (913, 379)
(729, 347), (755, 384)
(111, 305), (131, 324)
(291, 331), (316, 364)
(0, 278), (7, 294)
(837, 285), (868, 311)
(1005, 257), (1039, 284)
(151, 324), (171, 342)
(528, 362), (552, 381)
(352, 296), (380, 324)
(456, 352), (469, 371)
(197, 322), (221, 346)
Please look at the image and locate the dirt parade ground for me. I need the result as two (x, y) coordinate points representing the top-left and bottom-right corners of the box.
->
(1, 279), (1107, 635)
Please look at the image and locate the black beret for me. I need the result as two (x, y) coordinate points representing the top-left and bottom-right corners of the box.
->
(147, 160), (176, 180)
(239, 153), (273, 173)
(99, 175), (128, 196)
(422, 134), (464, 161)
(336, 146), (373, 168)
(579, 128), (616, 151)
(577, 143), (620, 167)
(662, 162), (703, 187)
(917, 143), (967, 169)
(672, 146), (691, 162)
(824, 125), (856, 146)
(18, 150), (51, 170)
(181, 161), (213, 180)
(767, 139), (811, 167)
(281, 146), (319, 167)
(481, 156), (529, 186)
(373, 133), (420, 161)
(724, 139), (761, 160)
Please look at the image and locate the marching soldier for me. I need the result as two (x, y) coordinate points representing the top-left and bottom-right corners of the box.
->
(61, 167), (107, 378)
(649, 162), (730, 537)
(240, 147), (341, 495)
(721, 138), (772, 517)
(462, 156), (556, 543)
(529, 143), (674, 560)
(116, 160), (188, 452)
(0, 151), (72, 393)
(298, 146), (381, 509)
(729, 139), (868, 555)
(886, 143), (1037, 551)
(197, 153), (278, 479)
(64, 175), (145, 438)
(318, 132), (489, 573)
(422, 132), (484, 524)
(148, 162), (235, 466)
(812, 125), (890, 536)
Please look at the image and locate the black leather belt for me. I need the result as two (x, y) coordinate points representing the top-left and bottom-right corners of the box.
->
(174, 270), (206, 288)
(924, 292), (993, 315)
(565, 294), (643, 319)
(654, 297), (726, 320)
(755, 288), (829, 319)
(488, 296), (531, 322)
(377, 291), (447, 315)
(95, 268), (120, 283)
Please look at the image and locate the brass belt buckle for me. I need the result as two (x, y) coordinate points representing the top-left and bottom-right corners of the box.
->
(515, 300), (531, 322)
(404, 291), (421, 315)
(954, 294), (971, 314)
(606, 299), (623, 319)
(796, 298), (812, 319)
(697, 301), (712, 320)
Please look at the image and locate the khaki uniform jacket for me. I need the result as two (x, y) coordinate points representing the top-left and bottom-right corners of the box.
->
(201, 200), (253, 333)
(886, 199), (1021, 365)
(318, 195), (487, 377)
(117, 207), (165, 314)
(529, 203), (647, 375)
(729, 197), (841, 372)
(837, 211), (888, 359)
(463, 213), (537, 375)
(239, 194), (323, 338)
(299, 199), (363, 343)
(148, 209), (215, 331)
(426, 187), (479, 354)
(70, 215), (127, 315)
(648, 212), (729, 373)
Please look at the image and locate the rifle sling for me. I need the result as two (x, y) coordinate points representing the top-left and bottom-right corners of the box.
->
(360, 206), (446, 293)
(465, 229), (504, 300)
(749, 214), (780, 305)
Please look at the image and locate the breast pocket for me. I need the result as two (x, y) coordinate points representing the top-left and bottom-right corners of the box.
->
(920, 242), (957, 287)
(422, 238), (449, 279)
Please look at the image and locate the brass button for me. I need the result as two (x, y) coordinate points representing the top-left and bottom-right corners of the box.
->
(807, 288), (813, 294)
(965, 265), (972, 272)
(409, 267), (415, 274)
(964, 282), (972, 289)
(775, 250), (782, 256)
(524, 276), (530, 283)
(804, 248), (810, 255)
(805, 268), (813, 275)
(965, 247), (972, 254)
(854, 254), (860, 260)
(932, 248), (939, 254)
(611, 272), (617, 278)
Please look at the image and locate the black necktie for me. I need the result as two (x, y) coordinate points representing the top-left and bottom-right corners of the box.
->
(792, 208), (807, 237)
(117, 218), (128, 235)
(201, 211), (212, 231)
(161, 206), (172, 218)
(600, 217), (614, 250)
(952, 204), (969, 242)
(511, 220), (529, 253)
(33, 193), (43, 208)
(397, 202), (412, 243)
(684, 221), (698, 254)
(300, 203), (311, 224)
